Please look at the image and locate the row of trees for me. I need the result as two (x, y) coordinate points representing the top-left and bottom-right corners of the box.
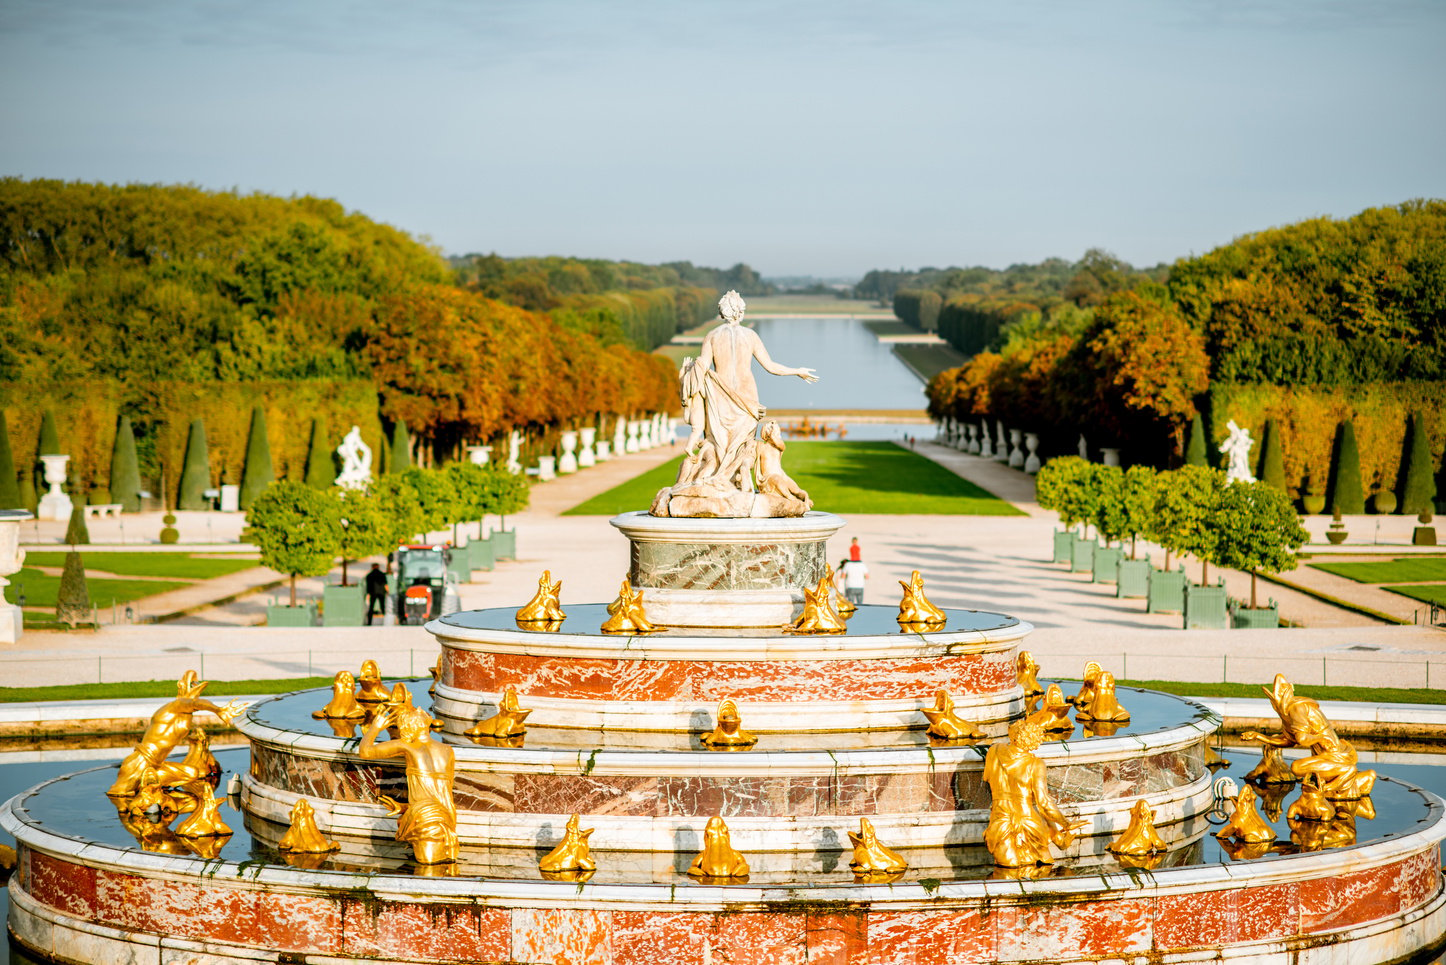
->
(1036, 457), (1309, 608)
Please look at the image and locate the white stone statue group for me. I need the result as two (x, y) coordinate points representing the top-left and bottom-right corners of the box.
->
(650, 291), (818, 518)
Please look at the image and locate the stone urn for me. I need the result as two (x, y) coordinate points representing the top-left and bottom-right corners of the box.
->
(537, 456), (557, 482)
(995, 422), (1009, 461)
(1023, 433), (1041, 474)
(37, 454), (73, 522)
(613, 416), (628, 456)
(1326, 511), (1348, 545)
(626, 422), (640, 453)
(558, 432), (579, 474)
(966, 424), (980, 455)
(0, 509), (32, 643)
(466, 445), (492, 466)
(1101, 448), (1121, 467)
(1008, 429), (1024, 468)
(978, 421), (994, 458)
(578, 428), (597, 468)
(596, 441), (612, 462)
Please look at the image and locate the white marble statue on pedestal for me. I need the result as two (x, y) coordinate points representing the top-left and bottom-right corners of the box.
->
(1077, 434), (1089, 460)
(1221, 420), (1256, 484)
(650, 291), (818, 519)
(36, 454), (73, 522)
(596, 440), (612, 461)
(537, 455), (557, 481)
(0, 510), (32, 643)
(506, 431), (523, 474)
(578, 427), (597, 468)
(558, 432), (579, 474)
(613, 416), (627, 457)
(1008, 428), (1024, 468)
(335, 426), (374, 489)
(978, 420), (993, 458)
(625, 421), (640, 453)
(1024, 433), (1041, 474)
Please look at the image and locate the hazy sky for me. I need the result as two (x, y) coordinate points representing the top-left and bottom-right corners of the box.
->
(3, 0), (1443, 276)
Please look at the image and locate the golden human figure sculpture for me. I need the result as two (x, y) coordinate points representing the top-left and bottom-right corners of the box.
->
(1017, 650), (1043, 697)
(355, 660), (390, 704)
(922, 688), (985, 741)
(278, 798), (339, 853)
(848, 817), (908, 876)
(982, 719), (1088, 867)
(702, 698), (758, 748)
(600, 579), (663, 634)
(538, 814), (597, 874)
(516, 570), (566, 624)
(1025, 684), (1074, 735)
(1214, 785), (1275, 844)
(1067, 661), (1103, 717)
(465, 686), (532, 739)
(359, 704), (458, 865)
(1075, 671), (1130, 723)
(107, 670), (244, 798)
(897, 570), (946, 627)
(1244, 745), (1298, 785)
(787, 573), (846, 634)
(1286, 775), (1337, 823)
(154, 726), (220, 788)
(175, 781), (231, 838)
(1108, 799), (1167, 856)
(313, 670), (367, 720)
(687, 815), (750, 879)
(1241, 674), (1376, 800)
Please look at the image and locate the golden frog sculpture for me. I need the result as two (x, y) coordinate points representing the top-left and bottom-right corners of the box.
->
(355, 660), (391, 704)
(1241, 673), (1376, 800)
(1017, 650), (1044, 697)
(1214, 785), (1275, 845)
(538, 813), (597, 874)
(897, 570), (946, 627)
(687, 816), (750, 880)
(1244, 745), (1298, 785)
(107, 670), (244, 798)
(786, 574), (846, 634)
(922, 688), (984, 741)
(1108, 799), (1167, 856)
(1067, 661), (1103, 717)
(175, 781), (232, 838)
(313, 670), (367, 720)
(360, 704), (458, 865)
(1286, 775), (1337, 823)
(847, 817), (908, 877)
(1025, 684), (1074, 735)
(600, 578), (663, 634)
(702, 698), (757, 748)
(982, 719), (1088, 867)
(278, 798), (339, 854)
(1075, 670), (1129, 723)
(516, 570), (566, 624)
(465, 686), (532, 739)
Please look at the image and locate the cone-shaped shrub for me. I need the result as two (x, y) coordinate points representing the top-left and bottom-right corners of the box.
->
(177, 419), (212, 511)
(1183, 413), (1207, 467)
(303, 418), (335, 490)
(64, 500), (90, 545)
(1398, 413), (1436, 516)
(109, 416), (142, 512)
(389, 421), (412, 473)
(239, 408), (274, 510)
(18, 473), (37, 514)
(1327, 419), (1365, 515)
(37, 410), (61, 455)
(0, 413), (20, 509)
(55, 551), (90, 628)
(1257, 418), (1286, 492)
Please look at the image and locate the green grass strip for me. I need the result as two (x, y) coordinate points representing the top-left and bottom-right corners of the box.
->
(1308, 557), (1446, 584)
(0, 677), (341, 703)
(1119, 678), (1446, 706)
(861, 319), (917, 337)
(11, 568), (192, 609)
(21, 552), (262, 580)
(563, 441), (1025, 516)
(1383, 584), (1446, 606)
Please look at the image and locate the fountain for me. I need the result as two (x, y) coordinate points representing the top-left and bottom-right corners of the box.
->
(3, 293), (1443, 964)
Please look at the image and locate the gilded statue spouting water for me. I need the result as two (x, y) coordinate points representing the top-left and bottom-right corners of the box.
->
(516, 570), (566, 625)
(429, 659), (441, 697)
(355, 660), (390, 704)
(600, 578), (663, 634)
(1241, 673), (1376, 800)
(701, 698), (758, 748)
(1074, 670), (1129, 723)
(1286, 775), (1336, 823)
(465, 686), (532, 739)
(1017, 650), (1043, 697)
(1025, 684), (1074, 736)
(313, 670), (367, 720)
(922, 688), (985, 742)
(786, 573), (846, 634)
(174, 781), (231, 838)
(848, 817), (908, 877)
(897, 570), (946, 627)
(687, 815), (750, 879)
(538, 813), (597, 874)
(1108, 799), (1167, 856)
(278, 798), (339, 853)
(107, 670), (244, 798)
(982, 719), (1088, 867)
(1214, 785), (1275, 845)
(359, 703), (458, 865)
(1067, 661), (1102, 717)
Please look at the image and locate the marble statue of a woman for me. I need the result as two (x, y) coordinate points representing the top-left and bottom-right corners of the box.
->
(1221, 420), (1256, 484)
(335, 426), (373, 489)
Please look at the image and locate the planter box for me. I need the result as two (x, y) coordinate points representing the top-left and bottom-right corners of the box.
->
(1117, 557), (1151, 598)
(1052, 530), (1073, 564)
(1230, 599), (1280, 629)
(1413, 526), (1438, 546)
(266, 602), (316, 628)
(1184, 581), (1229, 629)
(321, 583), (364, 628)
(1070, 535), (1096, 573)
(468, 537), (496, 573)
(1092, 546), (1123, 584)
(492, 528), (517, 561)
(445, 549), (470, 585)
(1147, 566), (1186, 614)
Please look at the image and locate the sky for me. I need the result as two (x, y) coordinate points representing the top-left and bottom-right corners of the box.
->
(2, 0), (1443, 276)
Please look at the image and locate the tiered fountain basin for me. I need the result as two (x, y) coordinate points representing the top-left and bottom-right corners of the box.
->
(5, 751), (1443, 965)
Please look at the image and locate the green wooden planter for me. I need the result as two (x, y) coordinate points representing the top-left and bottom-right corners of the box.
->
(468, 537), (496, 573)
(322, 583), (365, 627)
(492, 528), (517, 561)
(1052, 530), (1073, 564)
(1184, 580), (1229, 629)
(1230, 599), (1280, 629)
(1092, 546), (1123, 583)
(1117, 557), (1151, 598)
(445, 550), (471, 585)
(1147, 566), (1186, 613)
(1070, 535), (1096, 573)
(266, 601), (316, 628)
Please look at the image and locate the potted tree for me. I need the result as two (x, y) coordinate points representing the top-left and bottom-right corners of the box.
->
(1037, 456), (1087, 563)
(326, 485), (395, 627)
(244, 480), (342, 628)
(1212, 480), (1309, 629)
(1089, 465), (1127, 584)
(1116, 465), (1157, 599)
(1146, 466), (1222, 615)
(487, 466), (529, 562)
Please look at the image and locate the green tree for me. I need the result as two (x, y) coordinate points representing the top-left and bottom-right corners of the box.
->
(389, 421), (412, 473)
(371, 474), (425, 546)
(1121, 465), (1158, 559)
(1327, 419), (1365, 515)
(0, 413), (20, 509)
(1256, 418), (1286, 493)
(37, 410), (60, 456)
(55, 551), (90, 628)
(1149, 465), (1226, 579)
(401, 467), (460, 537)
(303, 418), (335, 490)
(1397, 413), (1437, 515)
(1183, 413), (1208, 467)
(109, 416), (142, 513)
(1035, 456), (1098, 534)
(335, 485), (394, 586)
(64, 500), (89, 545)
(177, 419), (211, 511)
(1089, 465), (1129, 546)
(18, 473), (37, 514)
(1211, 480), (1309, 608)
(239, 407), (274, 510)
(243, 480), (341, 606)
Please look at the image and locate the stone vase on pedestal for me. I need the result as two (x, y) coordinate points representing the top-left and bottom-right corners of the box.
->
(1101, 448), (1121, 467)
(37, 454), (73, 522)
(613, 417), (627, 457)
(1008, 429), (1024, 468)
(578, 428), (597, 468)
(626, 422), (640, 453)
(964, 424), (978, 455)
(537, 456), (557, 481)
(1023, 433), (1041, 474)
(466, 445), (491, 466)
(558, 432), (579, 474)
(0, 509), (32, 643)
(977, 421), (993, 458)
(995, 422), (1009, 462)
(596, 441), (612, 461)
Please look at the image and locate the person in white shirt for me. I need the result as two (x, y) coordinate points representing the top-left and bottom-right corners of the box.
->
(837, 557), (869, 605)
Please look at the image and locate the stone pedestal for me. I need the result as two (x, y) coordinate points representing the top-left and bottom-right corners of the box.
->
(596, 441), (612, 461)
(537, 456), (556, 481)
(0, 509), (31, 643)
(610, 511), (846, 627)
(613, 416), (627, 457)
(977, 421), (993, 458)
(626, 421), (640, 453)
(558, 432), (579, 474)
(578, 428), (597, 468)
(1101, 447), (1121, 467)
(1008, 428), (1024, 468)
(36, 454), (73, 522)
(994, 422), (1009, 462)
(1023, 433), (1041, 474)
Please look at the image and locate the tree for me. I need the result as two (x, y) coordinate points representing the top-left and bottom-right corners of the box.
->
(389, 421), (412, 473)
(335, 485), (394, 586)
(1120, 465), (1158, 559)
(1327, 419), (1365, 515)
(37, 410), (60, 456)
(1398, 413), (1437, 515)
(177, 419), (211, 511)
(109, 416), (142, 512)
(1148, 465), (1226, 579)
(18, 473), (37, 514)
(1256, 418), (1286, 493)
(303, 418), (335, 490)
(1089, 465), (1129, 546)
(1034, 456), (1098, 534)
(1184, 413), (1208, 467)
(1211, 480), (1309, 608)
(243, 480), (341, 606)
(55, 551), (90, 627)
(64, 500), (90, 545)
(239, 407), (274, 510)
(401, 467), (460, 538)
(370, 473), (425, 546)
(0, 413), (20, 509)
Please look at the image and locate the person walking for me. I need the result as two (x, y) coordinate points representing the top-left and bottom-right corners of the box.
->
(838, 554), (869, 606)
(849, 537), (862, 562)
(365, 563), (389, 626)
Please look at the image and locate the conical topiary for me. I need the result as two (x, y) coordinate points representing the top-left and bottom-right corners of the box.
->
(109, 415), (142, 513)
(239, 407), (274, 510)
(177, 419), (211, 511)
(55, 551), (91, 628)
(1398, 413), (1436, 516)
(303, 418), (335, 490)
(1257, 418), (1286, 492)
(18, 472), (37, 514)
(0, 413), (20, 509)
(1328, 419), (1365, 515)
(64, 499), (90, 545)
(37, 410), (60, 456)
(1184, 413), (1207, 467)
(389, 421), (412, 473)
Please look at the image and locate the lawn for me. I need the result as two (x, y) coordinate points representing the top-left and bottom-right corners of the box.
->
(22, 552), (262, 580)
(861, 319), (917, 337)
(1309, 557), (1446, 583)
(1383, 584), (1446, 607)
(11, 567), (192, 610)
(892, 343), (967, 382)
(1118, 679), (1446, 706)
(563, 441), (1024, 516)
